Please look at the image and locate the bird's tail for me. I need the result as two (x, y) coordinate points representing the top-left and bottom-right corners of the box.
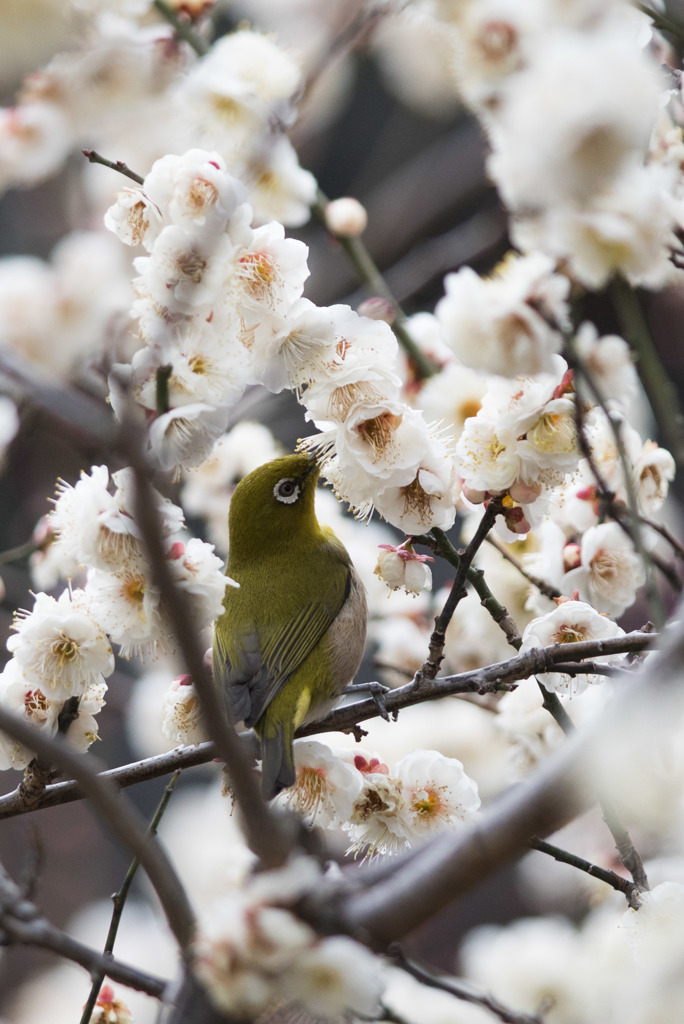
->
(259, 719), (296, 800)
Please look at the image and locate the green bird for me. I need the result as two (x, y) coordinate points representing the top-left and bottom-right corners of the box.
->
(213, 453), (368, 799)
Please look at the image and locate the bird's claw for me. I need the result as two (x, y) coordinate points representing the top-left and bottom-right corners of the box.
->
(343, 681), (392, 721)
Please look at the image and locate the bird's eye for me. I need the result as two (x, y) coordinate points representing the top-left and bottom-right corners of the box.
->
(274, 478), (300, 504)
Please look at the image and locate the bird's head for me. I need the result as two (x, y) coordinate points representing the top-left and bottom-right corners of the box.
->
(227, 452), (322, 560)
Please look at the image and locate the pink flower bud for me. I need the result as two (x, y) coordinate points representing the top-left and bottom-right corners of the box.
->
(563, 542), (582, 571)
(357, 297), (396, 323)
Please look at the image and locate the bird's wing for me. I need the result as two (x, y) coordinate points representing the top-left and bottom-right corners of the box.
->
(214, 568), (351, 729)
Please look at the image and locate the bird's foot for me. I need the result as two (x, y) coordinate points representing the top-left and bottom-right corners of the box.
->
(343, 680), (392, 721)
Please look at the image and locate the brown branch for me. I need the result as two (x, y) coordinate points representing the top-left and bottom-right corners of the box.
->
(530, 837), (640, 909)
(419, 499), (504, 682)
(485, 535), (562, 602)
(0, 633), (653, 821)
(0, 862), (168, 998)
(82, 150), (145, 185)
(388, 946), (543, 1024)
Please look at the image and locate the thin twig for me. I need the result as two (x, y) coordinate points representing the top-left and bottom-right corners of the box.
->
(311, 191), (437, 380)
(388, 946), (543, 1024)
(419, 499), (505, 682)
(0, 862), (168, 998)
(634, 2), (684, 39)
(79, 771), (182, 1024)
(152, 0), (210, 55)
(82, 150), (145, 185)
(535, 682), (649, 892)
(530, 837), (640, 909)
(485, 535), (562, 602)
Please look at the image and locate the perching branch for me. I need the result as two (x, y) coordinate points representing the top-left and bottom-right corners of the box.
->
(0, 632), (653, 821)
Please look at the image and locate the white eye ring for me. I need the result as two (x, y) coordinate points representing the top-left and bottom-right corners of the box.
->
(274, 478), (300, 504)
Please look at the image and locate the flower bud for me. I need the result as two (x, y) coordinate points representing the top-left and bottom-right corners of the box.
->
(324, 197), (368, 237)
(357, 297), (395, 323)
(374, 542), (433, 595)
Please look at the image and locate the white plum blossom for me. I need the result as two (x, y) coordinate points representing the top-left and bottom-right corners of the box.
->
(84, 567), (165, 660)
(161, 674), (205, 747)
(194, 857), (384, 1021)
(562, 522), (647, 618)
(573, 321), (639, 409)
(7, 589), (115, 701)
(64, 679), (107, 753)
(284, 739), (364, 828)
(51, 465), (184, 574)
(435, 252), (569, 377)
(632, 440), (676, 516)
(280, 935), (384, 1019)
(180, 30), (303, 154)
(0, 659), (61, 770)
(345, 748), (480, 858)
(620, 882), (684, 969)
(488, 24), (663, 208)
(166, 537), (236, 629)
(520, 599), (627, 695)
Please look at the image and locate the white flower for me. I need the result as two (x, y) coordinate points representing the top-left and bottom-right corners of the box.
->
(65, 679), (107, 753)
(632, 440), (675, 515)
(435, 253), (569, 377)
(414, 361), (486, 442)
(620, 882), (684, 969)
(520, 598), (627, 695)
(245, 135), (317, 229)
(51, 465), (184, 573)
(281, 935), (384, 1019)
(514, 163), (681, 290)
(143, 149), (247, 235)
(147, 402), (232, 474)
(135, 225), (235, 317)
(161, 674), (205, 747)
(227, 219), (309, 326)
(489, 25), (662, 208)
(393, 748), (481, 840)
(182, 30), (302, 152)
(346, 772), (407, 858)
(0, 659), (60, 771)
(104, 187), (164, 251)
(375, 543), (434, 596)
(7, 589), (115, 701)
(563, 522), (646, 617)
(373, 440), (460, 534)
(85, 567), (165, 659)
(285, 739), (364, 828)
(166, 538), (236, 629)
(573, 320), (639, 409)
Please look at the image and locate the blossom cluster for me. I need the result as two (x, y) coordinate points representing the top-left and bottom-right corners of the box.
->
(284, 740), (480, 859)
(194, 855), (384, 1021)
(0, 464), (232, 770)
